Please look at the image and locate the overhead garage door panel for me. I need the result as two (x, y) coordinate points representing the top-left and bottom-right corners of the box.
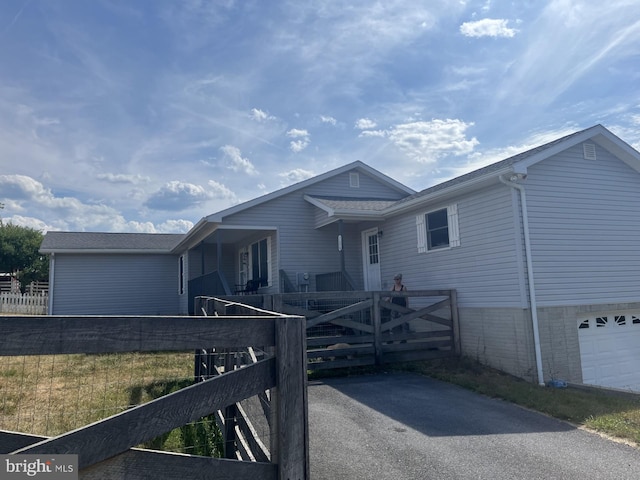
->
(578, 314), (640, 392)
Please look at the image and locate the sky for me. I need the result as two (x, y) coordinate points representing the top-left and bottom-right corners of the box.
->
(1, 0), (639, 234)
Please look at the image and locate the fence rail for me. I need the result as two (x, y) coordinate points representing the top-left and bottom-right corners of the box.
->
(0, 311), (309, 480)
(0, 293), (48, 315)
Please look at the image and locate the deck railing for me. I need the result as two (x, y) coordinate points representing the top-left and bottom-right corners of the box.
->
(201, 289), (459, 371)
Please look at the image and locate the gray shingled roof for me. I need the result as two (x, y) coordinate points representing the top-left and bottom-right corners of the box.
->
(40, 231), (184, 253)
(307, 196), (399, 212)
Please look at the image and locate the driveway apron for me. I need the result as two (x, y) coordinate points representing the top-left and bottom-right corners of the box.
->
(308, 372), (640, 480)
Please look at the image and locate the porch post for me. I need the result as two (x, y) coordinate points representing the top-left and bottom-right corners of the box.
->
(372, 291), (382, 365)
(216, 233), (222, 272)
(338, 219), (345, 274)
(200, 241), (205, 275)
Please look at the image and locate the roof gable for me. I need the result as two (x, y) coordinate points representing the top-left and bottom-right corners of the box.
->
(174, 161), (415, 251)
(206, 160), (414, 223)
(385, 124), (640, 215)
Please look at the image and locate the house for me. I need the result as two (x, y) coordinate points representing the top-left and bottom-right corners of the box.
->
(40, 124), (640, 392)
(40, 162), (414, 316)
(376, 124), (640, 392)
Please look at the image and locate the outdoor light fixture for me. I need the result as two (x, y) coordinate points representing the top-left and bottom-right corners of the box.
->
(509, 173), (527, 182)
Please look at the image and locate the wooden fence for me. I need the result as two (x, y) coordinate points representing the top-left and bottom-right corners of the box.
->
(0, 293), (48, 315)
(200, 289), (459, 371)
(0, 311), (309, 480)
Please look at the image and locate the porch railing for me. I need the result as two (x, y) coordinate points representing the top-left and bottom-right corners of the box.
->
(188, 271), (231, 314)
(315, 271), (355, 292)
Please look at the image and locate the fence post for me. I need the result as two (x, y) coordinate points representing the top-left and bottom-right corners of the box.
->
(372, 291), (382, 365)
(223, 349), (238, 459)
(274, 316), (309, 480)
(450, 289), (461, 355)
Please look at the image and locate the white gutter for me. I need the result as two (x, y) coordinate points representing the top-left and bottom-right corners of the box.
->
(499, 174), (545, 386)
(383, 166), (514, 217)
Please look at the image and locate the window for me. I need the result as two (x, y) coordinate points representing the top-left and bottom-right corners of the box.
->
(250, 238), (270, 287)
(368, 233), (379, 265)
(178, 255), (185, 295)
(349, 172), (360, 188)
(416, 204), (460, 253)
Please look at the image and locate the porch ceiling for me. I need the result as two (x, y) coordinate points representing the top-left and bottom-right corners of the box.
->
(304, 195), (394, 227)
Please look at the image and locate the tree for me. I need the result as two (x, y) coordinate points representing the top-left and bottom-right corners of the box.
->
(0, 223), (49, 290)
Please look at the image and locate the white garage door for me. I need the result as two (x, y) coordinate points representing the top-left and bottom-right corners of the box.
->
(578, 313), (640, 392)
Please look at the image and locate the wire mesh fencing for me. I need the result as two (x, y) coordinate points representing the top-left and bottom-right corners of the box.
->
(0, 351), (244, 457)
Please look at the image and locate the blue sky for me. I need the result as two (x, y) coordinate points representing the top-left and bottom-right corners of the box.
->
(1, 0), (639, 233)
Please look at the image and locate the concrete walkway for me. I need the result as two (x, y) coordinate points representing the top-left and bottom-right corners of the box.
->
(308, 372), (640, 480)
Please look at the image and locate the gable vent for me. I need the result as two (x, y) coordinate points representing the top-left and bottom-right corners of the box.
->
(349, 172), (360, 188)
(583, 143), (597, 160)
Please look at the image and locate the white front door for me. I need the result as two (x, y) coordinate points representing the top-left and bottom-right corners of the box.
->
(361, 228), (381, 291)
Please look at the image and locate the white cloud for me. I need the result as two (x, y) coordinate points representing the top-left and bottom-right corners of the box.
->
(96, 173), (151, 184)
(460, 19), (518, 38)
(0, 175), (175, 232)
(320, 115), (337, 125)
(387, 119), (479, 163)
(220, 145), (258, 175)
(207, 179), (237, 200)
(1, 215), (51, 232)
(250, 108), (275, 122)
(279, 168), (315, 184)
(155, 219), (194, 233)
(359, 129), (387, 138)
(355, 118), (377, 130)
(287, 128), (309, 137)
(0, 175), (50, 202)
(144, 181), (212, 211)
(357, 119), (479, 163)
(286, 129), (310, 152)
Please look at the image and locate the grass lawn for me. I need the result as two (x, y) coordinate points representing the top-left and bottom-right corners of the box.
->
(0, 352), (222, 456)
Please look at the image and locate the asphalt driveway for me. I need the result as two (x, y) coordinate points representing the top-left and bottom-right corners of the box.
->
(308, 372), (640, 480)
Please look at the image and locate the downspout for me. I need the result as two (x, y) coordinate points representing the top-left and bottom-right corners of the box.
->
(499, 175), (545, 386)
(48, 253), (55, 315)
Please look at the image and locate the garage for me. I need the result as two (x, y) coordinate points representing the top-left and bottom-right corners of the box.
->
(578, 313), (640, 392)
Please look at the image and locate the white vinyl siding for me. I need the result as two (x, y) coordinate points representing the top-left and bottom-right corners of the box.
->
(223, 170), (407, 291)
(522, 143), (640, 306)
(52, 253), (180, 315)
(386, 186), (524, 307)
